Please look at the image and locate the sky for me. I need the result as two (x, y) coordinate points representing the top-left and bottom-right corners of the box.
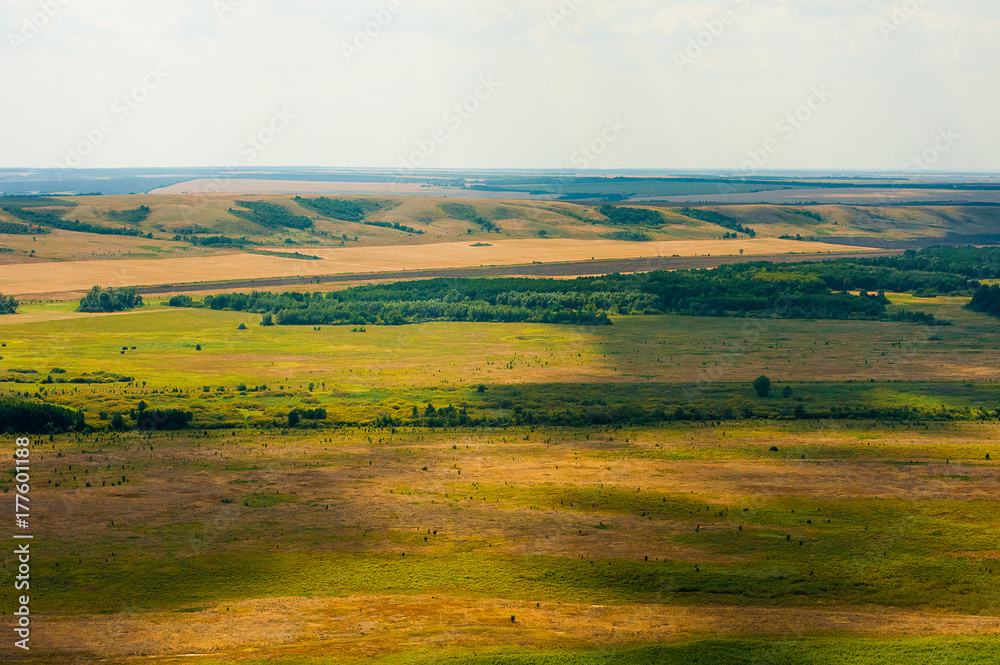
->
(1, 0), (998, 172)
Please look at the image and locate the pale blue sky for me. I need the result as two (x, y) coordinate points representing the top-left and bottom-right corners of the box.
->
(1, 0), (997, 171)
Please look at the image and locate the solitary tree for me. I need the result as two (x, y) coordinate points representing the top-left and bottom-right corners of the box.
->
(0, 294), (19, 315)
(753, 375), (772, 398)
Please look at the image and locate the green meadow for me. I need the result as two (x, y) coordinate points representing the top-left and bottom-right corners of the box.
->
(3, 289), (1000, 662)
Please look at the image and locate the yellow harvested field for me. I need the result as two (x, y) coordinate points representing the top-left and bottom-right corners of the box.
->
(0, 238), (882, 296)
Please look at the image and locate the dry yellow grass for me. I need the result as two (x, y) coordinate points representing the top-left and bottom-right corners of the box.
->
(0, 238), (882, 297)
(37, 594), (1000, 660)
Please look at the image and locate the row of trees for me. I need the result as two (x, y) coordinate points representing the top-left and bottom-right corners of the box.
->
(175, 235), (253, 247)
(679, 208), (757, 237)
(377, 398), (991, 429)
(856, 247), (1000, 280)
(184, 264), (949, 326)
(3, 207), (145, 237)
(0, 221), (48, 235)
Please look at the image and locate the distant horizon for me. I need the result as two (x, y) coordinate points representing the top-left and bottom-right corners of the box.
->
(4, 166), (1000, 178)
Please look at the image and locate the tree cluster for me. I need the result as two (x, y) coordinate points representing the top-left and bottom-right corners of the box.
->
(106, 205), (151, 224)
(230, 201), (313, 230)
(0, 399), (86, 435)
(295, 196), (382, 223)
(77, 286), (144, 313)
(679, 208), (756, 237)
(599, 205), (665, 227)
(184, 265), (946, 327)
(0, 294), (18, 314)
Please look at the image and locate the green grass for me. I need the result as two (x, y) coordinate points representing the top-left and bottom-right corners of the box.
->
(382, 639), (1000, 665)
(30, 491), (1000, 615)
(129, 637), (1000, 664)
(6, 293), (1000, 659)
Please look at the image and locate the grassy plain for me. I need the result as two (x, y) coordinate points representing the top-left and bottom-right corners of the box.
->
(0, 287), (997, 662)
(3, 195), (1000, 662)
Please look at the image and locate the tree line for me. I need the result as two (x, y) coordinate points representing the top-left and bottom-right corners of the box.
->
(678, 208), (757, 237)
(0, 221), (48, 235)
(3, 207), (145, 237)
(853, 246), (1000, 281)
(0, 399), (86, 435)
(172, 262), (950, 326)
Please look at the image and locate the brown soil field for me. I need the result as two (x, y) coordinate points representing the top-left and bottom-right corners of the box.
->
(0, 238), (883, 297)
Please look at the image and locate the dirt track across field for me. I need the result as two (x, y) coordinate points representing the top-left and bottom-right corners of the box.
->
(134, 250), (895, 296)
